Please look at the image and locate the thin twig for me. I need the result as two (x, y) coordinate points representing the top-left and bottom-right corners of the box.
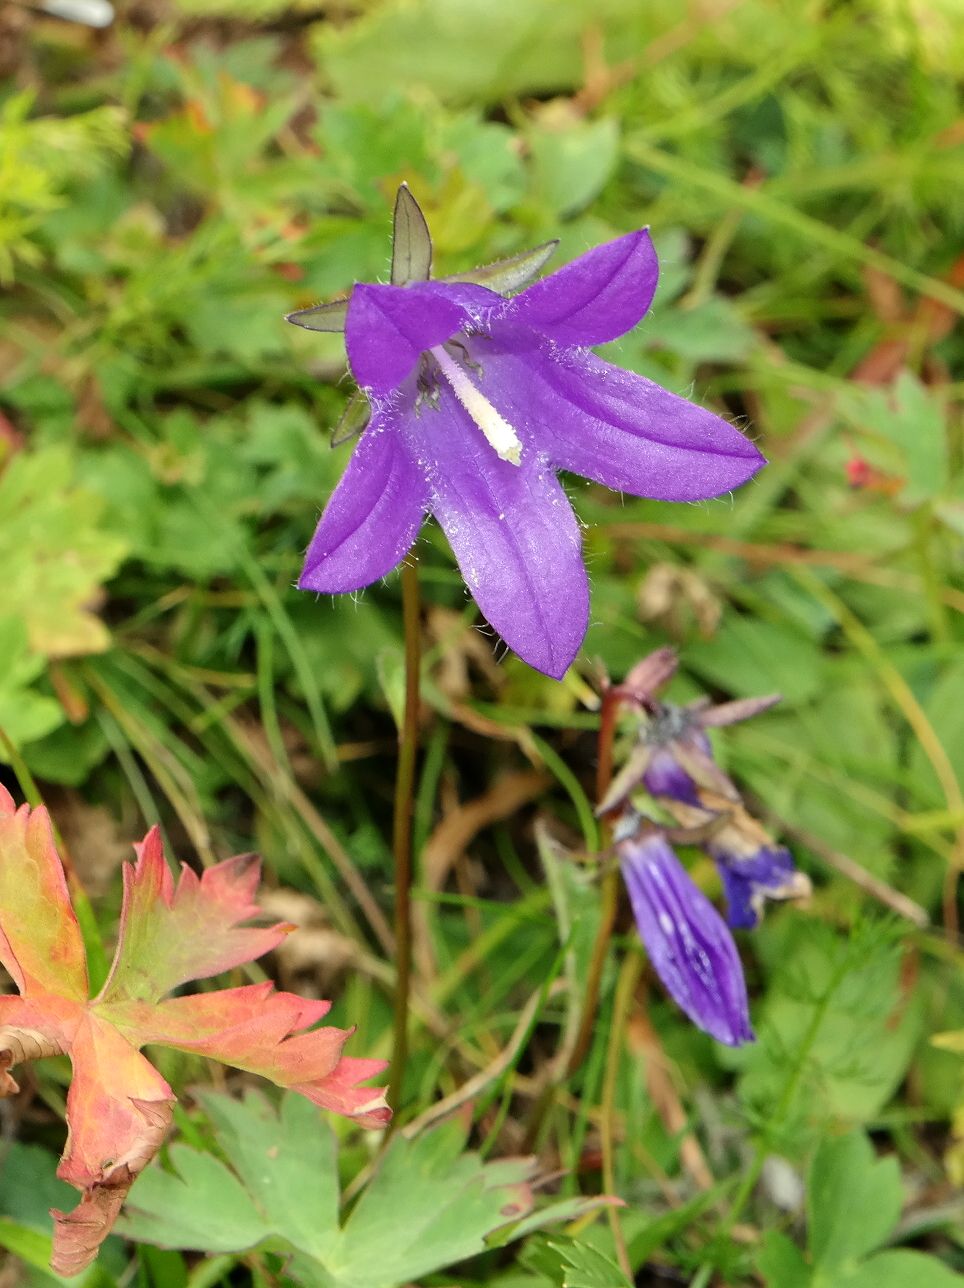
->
(786, 823), (929, 928)
(401, 983), (562, 1141)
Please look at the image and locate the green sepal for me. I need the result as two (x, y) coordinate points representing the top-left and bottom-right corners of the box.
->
(443, 239), (559, 295)
(331, 389), (371, 447)
(285, 298), (349, 333)
(390, 183), (433, 286)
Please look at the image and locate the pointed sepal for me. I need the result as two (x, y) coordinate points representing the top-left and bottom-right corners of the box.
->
(285, 298), (349, 333)
(332, 388), (372, 447)
(390, 183), (433, 286)
(442, 240), (559, 296)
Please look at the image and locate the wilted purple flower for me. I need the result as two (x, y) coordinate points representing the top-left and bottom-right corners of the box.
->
(287, 187), (764, 679)
(710, 834), (804, 931)
(616, 818), (753, 1046)
(599, 654), (810, 929)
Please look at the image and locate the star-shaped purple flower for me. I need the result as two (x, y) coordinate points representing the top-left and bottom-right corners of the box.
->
(287, 187), (764, 679)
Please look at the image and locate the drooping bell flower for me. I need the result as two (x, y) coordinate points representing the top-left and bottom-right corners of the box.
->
(287, 186), (765, 679)
(615, 815), (753, 1046)
(599, 650), (810, 929)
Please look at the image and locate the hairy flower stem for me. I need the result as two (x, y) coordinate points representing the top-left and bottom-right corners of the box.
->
(387, 558), (421, 1120)
(566, 686), (622, 1076)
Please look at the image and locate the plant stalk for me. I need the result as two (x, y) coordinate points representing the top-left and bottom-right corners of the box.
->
(387, 558), (422, 1118)
(566, 685), (622, 1076)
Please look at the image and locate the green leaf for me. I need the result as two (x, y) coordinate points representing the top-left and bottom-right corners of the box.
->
(123, 1142), (269, 1254)
(548, 1239), (633, 1288)
(122, 1091), (539, 1288)
(199, 1091), (339, 1261)
(808, 1131), (902, 1270)
(757, 1229), (811, 1288)
(313, 0), (644, 105)
(685, 616), (826, 705)
(839, 1250), (964, 1287)
(735, 921), (920, 1136)
(0, 618), (64, 751)
(528, 118), (620, 218)
(0, 448), (127, 659)
(332, 1120), (532, 1285)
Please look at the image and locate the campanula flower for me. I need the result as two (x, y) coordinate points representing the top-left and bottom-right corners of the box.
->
(615, 815), (753, 1045)
(287, 187), (765, 679)
(599, 649), (810, 929)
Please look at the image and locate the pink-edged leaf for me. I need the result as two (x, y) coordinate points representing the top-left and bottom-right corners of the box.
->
(0, 800), (392, 1275)
(0, 787), (88, 1001)
(0, 992), (78, 1094)
(97, 827), (294, 1005)
(51, 1012), (175, 1274)
(104, 983), (390, 1127)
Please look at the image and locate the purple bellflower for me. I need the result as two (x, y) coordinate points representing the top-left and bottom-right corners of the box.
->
(600, 648), (811, 933)
(287, 186), (765, 679)
(615, 815), (753, 1046)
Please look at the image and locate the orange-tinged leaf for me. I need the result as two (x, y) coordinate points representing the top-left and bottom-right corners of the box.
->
(105, 984), (390, 1128)
(0, 787), (88, 1000)
(0, 794), (390, 1275)
(98, 826), (294, 1005)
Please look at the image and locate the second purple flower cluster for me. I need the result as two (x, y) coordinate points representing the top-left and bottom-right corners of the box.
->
(601, 648), (811, 1046)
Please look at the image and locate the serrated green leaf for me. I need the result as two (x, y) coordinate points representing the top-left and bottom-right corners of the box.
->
(0, 449), (127, 659)
(0, 618), (64, 751)
(548, 1239), (633, 1288)
(123, 1143), (269, 1254)
(122, 1092), (539, 1288)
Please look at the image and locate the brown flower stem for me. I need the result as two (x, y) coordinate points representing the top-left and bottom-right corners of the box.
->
(566, 685), (622, 1077)
(386, 558), (422, 1121)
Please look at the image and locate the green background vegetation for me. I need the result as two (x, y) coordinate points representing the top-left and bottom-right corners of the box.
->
(1, 0), (963, 1283)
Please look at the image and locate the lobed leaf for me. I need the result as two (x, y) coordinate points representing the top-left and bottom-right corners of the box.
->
(0, 787), (87, 1001)
(0, 796), (389, 1276)
(122, 1091), (535, 1288)
(97, 827), (293, 1005)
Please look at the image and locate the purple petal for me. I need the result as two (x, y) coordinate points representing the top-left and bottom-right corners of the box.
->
(403, 387), (588, 679)
(472, 341), (765, 501)
(643, 747), (701, 806)
(711, 842), (809, 930)
(298, 414), (427, 593)
(346, 281), (501, 396)
(619, 831), (753, 1046)
(504, 230), (659, 346)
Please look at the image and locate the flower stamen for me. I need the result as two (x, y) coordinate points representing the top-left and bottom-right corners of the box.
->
(429, 344), (522, 466)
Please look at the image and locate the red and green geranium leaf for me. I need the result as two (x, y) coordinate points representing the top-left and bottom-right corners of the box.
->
(0, 785), (88, 1001)
(97, 826), (295, 1005)
(103, 984), (391, 1127)
(0, 794), (389, 1277)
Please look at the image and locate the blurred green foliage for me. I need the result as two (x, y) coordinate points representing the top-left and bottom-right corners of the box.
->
(0, 0), (963, 1283)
